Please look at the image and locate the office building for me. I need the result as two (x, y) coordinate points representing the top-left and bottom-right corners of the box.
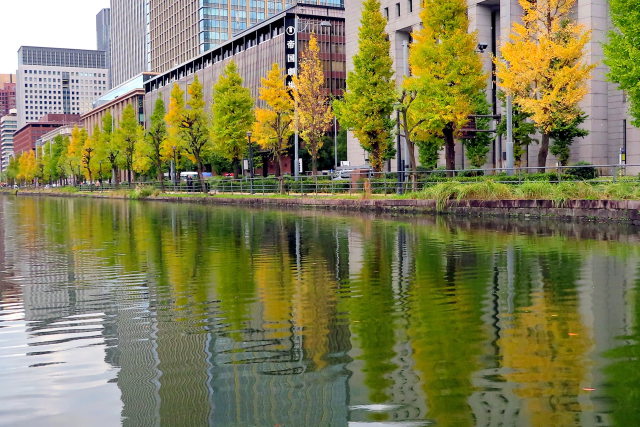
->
(13, 114), (80, 155)
(145, 3), (345, 173)
(345, 0), (633, 170)
(16, 46), (109, 128)
(82, 72), (157, 135)
(0, 110), (17, 171)
(0, 74), (16, 117)
(196, 0), (343, 53)
(96, 8), (112, 88)
(110, 0), (150, 87)
(148, 1), (343, 74)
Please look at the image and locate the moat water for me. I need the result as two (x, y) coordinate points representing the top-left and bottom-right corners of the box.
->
(1, 195), (640, 426)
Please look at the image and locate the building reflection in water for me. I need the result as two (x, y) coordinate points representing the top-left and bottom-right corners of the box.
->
(1, 196), (640, 425)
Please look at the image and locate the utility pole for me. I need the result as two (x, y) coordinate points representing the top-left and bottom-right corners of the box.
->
(293, 16), (300, 180)
(396, 109), (403, 195)
(506, 95), (514, 175)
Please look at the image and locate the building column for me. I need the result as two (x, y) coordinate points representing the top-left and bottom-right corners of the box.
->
(575, 0), (610, 165)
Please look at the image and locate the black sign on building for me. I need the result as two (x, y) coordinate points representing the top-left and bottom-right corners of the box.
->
(284, 14), (297, 88)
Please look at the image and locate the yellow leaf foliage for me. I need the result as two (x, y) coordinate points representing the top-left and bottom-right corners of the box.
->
(17, 151), (38, 183)
(406, 0), (487, 137)
(293, 35), (333, 174)
(253, 63), (294, 170)
(496, 0), (595, 133)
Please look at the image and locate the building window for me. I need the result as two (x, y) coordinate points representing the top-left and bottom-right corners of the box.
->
(384, 7), (389, 19)
(396, 3), (401, 17)
(408, 0), (413, 13)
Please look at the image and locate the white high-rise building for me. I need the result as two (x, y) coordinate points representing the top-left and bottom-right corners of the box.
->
(0, 109), (17, 172)
(16, 46), (109, 128)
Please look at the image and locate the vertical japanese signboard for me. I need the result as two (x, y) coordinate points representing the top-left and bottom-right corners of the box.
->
(284, 14), (297, 88)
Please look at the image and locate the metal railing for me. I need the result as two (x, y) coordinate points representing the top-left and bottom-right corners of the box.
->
(13, 163), (640, 196)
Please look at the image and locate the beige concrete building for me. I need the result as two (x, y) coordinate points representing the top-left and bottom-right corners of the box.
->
(346, 0), (633, 171)
(81, 73), (156, 135)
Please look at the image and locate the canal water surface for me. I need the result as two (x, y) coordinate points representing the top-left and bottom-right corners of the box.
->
(1, 196), (640, 426)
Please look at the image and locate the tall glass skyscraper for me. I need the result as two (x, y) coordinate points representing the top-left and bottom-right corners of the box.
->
(113, 1), (344, 76)
(111, 0), (150, 87)
(198, 0), (344, 52)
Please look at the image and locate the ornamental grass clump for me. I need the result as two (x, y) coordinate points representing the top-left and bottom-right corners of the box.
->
(602, 182), (640, 200)
(421, 181), (462, 210)
(130, 186), (158, 200)
(455, 181), (513, 201)
(516, 181), (557, 200)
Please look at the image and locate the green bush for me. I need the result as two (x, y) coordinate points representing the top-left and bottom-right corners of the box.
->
(130, 186), (158, 199)
(565, 161), (598, 180)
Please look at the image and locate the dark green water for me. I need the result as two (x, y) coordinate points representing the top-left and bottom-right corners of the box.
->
(1, 196), (640, 426)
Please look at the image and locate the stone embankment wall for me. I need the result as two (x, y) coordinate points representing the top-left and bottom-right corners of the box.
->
(8, 191), (640, 224)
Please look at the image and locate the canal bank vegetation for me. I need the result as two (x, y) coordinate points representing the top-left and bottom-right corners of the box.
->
(9, 178), (640, 205)
(403, 181), (640, 210)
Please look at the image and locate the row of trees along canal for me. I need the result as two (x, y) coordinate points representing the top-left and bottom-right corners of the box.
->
(337, 0), (638, 183)
(8, 0), (640, 191)
(6, 37), (333, 193)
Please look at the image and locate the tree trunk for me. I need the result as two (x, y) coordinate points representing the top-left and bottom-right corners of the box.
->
(538, 133), (550, 172)
(277, 154), (285, 194)
(276, 153), (282, 178)
(233, 159), (241, 179)
(196, 157), (206, 194)
(369, 145), (383, 172)
(157, 165), (164, 192)
(312, 151), (318, 176)
(443, 125), (456, 177)
(406, 140), (418, 192)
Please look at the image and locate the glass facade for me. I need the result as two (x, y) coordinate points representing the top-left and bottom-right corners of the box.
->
(198, 0), (344, 53)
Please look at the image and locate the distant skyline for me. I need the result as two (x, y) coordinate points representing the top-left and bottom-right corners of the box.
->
(0, 0), (110, 73)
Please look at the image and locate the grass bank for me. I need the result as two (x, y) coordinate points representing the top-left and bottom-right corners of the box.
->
(403, 181), (640, 210)
(6, 180), (640, 224)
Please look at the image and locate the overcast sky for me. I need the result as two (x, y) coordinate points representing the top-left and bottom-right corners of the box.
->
(0, 0), (110, 73)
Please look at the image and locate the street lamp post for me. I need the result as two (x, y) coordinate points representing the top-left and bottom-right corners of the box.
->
(247, 131), (254, 194)
(321, 21), (338, 172)
(172, 146), (177, 186)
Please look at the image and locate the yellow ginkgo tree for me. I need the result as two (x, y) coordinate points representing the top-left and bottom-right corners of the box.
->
(66, 126), (86, 184)
(81, 130), (98, 183)
(496, 0), (595, 169)
(253, 63), (294, 182)
(293, 35), (333, 175)
(407, 0), (487, 174)
(17, 151), (38, 184)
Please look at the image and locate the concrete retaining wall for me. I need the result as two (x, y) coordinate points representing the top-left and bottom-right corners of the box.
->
(8, 191), (640, 225)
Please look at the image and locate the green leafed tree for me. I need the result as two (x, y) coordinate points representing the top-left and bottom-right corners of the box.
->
(211, 61), (255, 178)
(334, 0), (396, 172)
(407, 0), (486, 175)
(115, 104), (143, 184)
(98, 111), (121, 184)
(605, 0), (640, 125)
(135, 97), (168, 189)
(6, 155), (19, 185)
(549, 113), (589, 166)
(462, 97), (493, 169)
